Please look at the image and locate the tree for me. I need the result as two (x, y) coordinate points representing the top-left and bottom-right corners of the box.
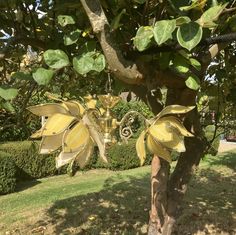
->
(1, 0), (236, 234)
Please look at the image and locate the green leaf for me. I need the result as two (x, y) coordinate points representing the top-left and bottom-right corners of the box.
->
(190, 58), (201, 71)
(176, 16), (191, 26)
(78, 41), (97, 55)
(11, 72), (32, 80)
(133, 26), (153, 52)
(93, 53), (106, 72)
(0, 87), (18, 100)
(198, 3), (227, 28)
(153, 20), (176, 45)
(185, 75), (200, 90)
(73, 52), (106, 75)
(111, 9), (126, 30)
(43, 50), (70, 69)
(73, 55), (94, 75)
(58, 15), (75, 27)
(64, 29), (81, 45)
(172, 54), (189, 73)
(177, 22), (202, 51)
(32, 68), (54, 86)
(1, 101), (15, 112)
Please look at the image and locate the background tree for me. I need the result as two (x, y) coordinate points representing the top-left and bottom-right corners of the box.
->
(1, 0), (236, 234)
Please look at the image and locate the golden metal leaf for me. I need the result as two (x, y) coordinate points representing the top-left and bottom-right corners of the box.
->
(149, 121), (186, 152)
(136, 130), (146, 166)
(56, 151), (78, 168)
(75, 137), (94, 168)
(70, 100), (85, 115)
(30, 127), (45, 139)
(63, 121), (90, 153)
(63, 101), (83, 117)
(146, 134), (171, 162)
(157, 105), (195, 118)
(82, 113), (107, 163)
(39, 133), (64, 154)
(158, 116), (194, 137)
(27, 103), (68, 117)
(42, 113), (77, 136)
(149, 121), (173, 143)
(84, 95), (97, 109)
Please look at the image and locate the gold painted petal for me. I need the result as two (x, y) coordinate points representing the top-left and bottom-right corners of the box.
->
(149, 121), (174, 143)
(149, 121), (186, 152)
(136, 130), (146, 166)
(70, 100), (85, 116)
(56, 151), (78, 168)
(31, 129), (43, 139)
(146, 134), (171, 162)
(63, 121), (90, 153)
(75, 137), (94, 168)
(39, 132), (64, 154)
(82, 114), (107, 163)
(157, 105), (195, 119)
(63, 101), (83, 117)
(159, 116), (194, 137)
(86, 99), (97, 109)
(160, 132), (186, 152)
(27, 103), (69, 117)
(42, 113), (77, 136)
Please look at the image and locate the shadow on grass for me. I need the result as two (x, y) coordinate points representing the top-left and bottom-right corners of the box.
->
(204, 152), (236, 171)
(32, 169), (235, 234)
(15, 179), (41, 192)
(35, 174), (150, 234)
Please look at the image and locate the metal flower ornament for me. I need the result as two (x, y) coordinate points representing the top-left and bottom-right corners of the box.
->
(28, 93), (194, 169)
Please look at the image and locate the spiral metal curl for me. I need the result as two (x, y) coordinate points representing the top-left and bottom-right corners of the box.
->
(119, 111), (148, 142)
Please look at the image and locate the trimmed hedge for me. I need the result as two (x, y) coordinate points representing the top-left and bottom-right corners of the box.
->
(0, 141), (58, 180)
(107, 139), (152, 170)
(0, 151), (17, 195)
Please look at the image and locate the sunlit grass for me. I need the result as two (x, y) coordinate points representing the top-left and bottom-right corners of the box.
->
(0, 151), (235, 234)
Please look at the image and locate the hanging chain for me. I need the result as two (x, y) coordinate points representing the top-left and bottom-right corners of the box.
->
(106, 72), (112, 93)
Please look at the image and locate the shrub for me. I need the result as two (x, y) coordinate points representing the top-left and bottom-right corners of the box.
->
(107, 139), (152, 170)
(0, 151), (17, 195)
(0, 141), (58, 180)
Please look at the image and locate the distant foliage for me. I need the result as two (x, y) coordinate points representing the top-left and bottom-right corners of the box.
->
(0, 151), (17, 195)
(112, 100), (154, 120)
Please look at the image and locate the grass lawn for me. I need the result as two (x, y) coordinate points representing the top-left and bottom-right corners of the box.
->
(0, 151), (235, 235)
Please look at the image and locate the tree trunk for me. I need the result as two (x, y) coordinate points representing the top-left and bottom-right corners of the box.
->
(147, 89), (206, 235)
(148, 156), (170, 235)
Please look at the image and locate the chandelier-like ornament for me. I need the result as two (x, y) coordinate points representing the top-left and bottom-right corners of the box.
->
(27, 93), (194, 168)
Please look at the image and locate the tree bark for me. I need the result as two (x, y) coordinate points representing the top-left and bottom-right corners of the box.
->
(80, 0), (143, 85)
(148, 156), (170, 235)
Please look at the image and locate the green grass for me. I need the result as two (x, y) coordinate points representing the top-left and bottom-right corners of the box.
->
(0, 151), (236, 235)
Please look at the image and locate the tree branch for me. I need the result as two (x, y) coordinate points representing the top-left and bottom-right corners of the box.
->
(80, 0), (143, 85)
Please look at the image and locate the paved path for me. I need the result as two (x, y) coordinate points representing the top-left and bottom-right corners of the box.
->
(218, 140), (236, 153)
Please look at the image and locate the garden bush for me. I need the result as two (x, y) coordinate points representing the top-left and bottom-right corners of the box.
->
(0, 151), (17, 195)
(107, 139), (152, 170)
(0, 141), (59, 180)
